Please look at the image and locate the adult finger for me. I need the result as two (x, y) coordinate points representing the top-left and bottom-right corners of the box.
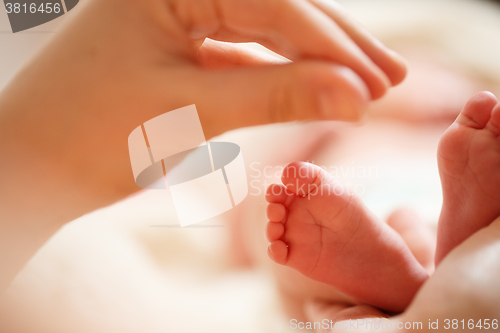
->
(307, 0), (407, 86)
(165, 61), (370, 139)
(168, 0), (392, 99)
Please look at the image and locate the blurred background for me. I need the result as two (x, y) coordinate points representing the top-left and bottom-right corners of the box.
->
(1, 0), (500, 332)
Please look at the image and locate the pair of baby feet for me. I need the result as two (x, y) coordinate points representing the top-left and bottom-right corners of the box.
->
(265, 92), (500, 313)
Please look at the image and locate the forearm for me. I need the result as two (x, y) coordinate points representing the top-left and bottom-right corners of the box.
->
(0, 1), (142, 289)
(0, 76), (133, 291)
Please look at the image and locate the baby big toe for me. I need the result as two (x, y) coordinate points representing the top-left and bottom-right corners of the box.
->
(281, 161), (329, 196)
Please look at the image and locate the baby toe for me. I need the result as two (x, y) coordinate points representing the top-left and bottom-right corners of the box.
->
(267, 240), (288, 264)
(487, 102), (500, 136)
(265, 221), (285, 242)
(265, 184), (289, 203)
(266, 203), (286, 222)
(457, 91), (497, 129)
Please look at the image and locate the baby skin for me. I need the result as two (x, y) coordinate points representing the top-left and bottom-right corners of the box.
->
(265, 91), (500, 313)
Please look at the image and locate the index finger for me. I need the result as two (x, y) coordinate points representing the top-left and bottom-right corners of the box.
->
(168, 0), (401, 99)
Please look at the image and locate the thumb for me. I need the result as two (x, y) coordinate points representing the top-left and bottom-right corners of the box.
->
(168, 61), (369, 139)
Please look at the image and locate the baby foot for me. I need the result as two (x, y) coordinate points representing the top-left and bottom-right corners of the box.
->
(265, 162), (428, 312)
(436, 92), (500, 264)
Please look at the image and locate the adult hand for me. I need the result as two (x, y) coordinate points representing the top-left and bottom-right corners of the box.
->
(305, 216), (500, 332)
(0, 0), (406, 290)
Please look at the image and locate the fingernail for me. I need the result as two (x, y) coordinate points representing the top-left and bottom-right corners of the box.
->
(318, 89), (363, 121)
